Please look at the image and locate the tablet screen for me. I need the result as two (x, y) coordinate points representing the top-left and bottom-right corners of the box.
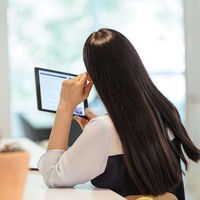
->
(35, 68), (87, 116)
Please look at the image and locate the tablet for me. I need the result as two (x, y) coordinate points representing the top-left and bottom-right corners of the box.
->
(35, 67), (88, 117)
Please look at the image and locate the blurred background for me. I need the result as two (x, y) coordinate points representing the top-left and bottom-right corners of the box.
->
(0, 0), (199, 199)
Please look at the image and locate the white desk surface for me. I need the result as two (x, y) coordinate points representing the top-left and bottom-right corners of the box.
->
(24, 171), (126, 200)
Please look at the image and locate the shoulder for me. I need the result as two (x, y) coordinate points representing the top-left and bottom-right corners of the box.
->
(86, 115), (123, 156)
(84, 115), (112, 132)
(79, 115), (111, 146)
(82, 115), (110, 139)
(88, 114), (111, 123)
(88, 115), (111, 126)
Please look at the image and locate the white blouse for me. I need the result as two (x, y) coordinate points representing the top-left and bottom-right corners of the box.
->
(37, 115), (123, 187)
(38, 115), (174, 188)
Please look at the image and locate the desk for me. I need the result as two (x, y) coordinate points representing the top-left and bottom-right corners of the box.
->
(3, 138), (125, 199)
(24, 171), (126, 200)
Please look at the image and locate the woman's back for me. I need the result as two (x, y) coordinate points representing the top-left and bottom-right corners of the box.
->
(90, 116), (185, 200)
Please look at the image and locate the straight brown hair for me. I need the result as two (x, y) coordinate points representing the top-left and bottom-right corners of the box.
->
(83, 28), (200, 195)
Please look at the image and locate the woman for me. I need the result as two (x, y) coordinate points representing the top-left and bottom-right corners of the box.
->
(38, 29), (200, 200)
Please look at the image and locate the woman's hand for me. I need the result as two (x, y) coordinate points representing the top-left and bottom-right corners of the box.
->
(74, 108), (97, 129)
(58, 73), (93, 111)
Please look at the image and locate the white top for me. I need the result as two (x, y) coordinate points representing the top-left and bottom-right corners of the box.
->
(38, 115), (174, 188)
(38, 115), (123, 188)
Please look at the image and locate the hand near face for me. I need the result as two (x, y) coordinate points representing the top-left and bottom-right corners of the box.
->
(58, 73), (93, 110)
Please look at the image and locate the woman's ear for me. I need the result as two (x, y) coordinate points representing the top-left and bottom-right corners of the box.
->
(87, 73), (93, 82)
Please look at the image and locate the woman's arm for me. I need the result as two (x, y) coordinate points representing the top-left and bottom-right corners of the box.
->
(47, 73), (93, 151)
(38, 117), (109, 187)
(38, 73), (110, 187)
(47, 105), (73, 151)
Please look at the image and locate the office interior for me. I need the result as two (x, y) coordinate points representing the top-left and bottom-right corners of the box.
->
(0, 0), (200, 200)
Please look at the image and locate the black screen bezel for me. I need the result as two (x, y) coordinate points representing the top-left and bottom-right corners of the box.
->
(34, 67), (88, 116)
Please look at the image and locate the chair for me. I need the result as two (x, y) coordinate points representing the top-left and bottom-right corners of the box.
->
(18, 113), (82, 145)
(126, 192), (178, 200)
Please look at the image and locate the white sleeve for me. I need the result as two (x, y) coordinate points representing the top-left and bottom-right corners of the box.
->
(37, 118), (109, 188)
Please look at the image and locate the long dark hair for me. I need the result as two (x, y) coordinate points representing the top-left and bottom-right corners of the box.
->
(83, 28), (200, 195)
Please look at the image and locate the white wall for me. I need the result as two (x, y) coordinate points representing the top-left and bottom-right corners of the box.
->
(0, 0), (11, 138)
(184, 1), (200, 199)
(184, 0), (200, 146)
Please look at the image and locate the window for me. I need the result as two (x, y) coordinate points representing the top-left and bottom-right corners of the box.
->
(8, 0), (185, 137)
